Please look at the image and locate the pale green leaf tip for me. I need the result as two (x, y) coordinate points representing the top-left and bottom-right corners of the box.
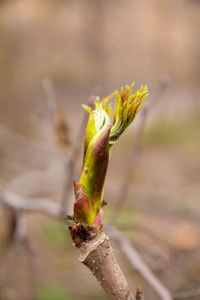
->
(82, 104), (91, 114)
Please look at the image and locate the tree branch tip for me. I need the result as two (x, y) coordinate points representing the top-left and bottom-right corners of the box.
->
(136, 286), (144, 300)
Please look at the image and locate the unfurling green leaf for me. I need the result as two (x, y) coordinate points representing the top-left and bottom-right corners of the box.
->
(73, 83), (149, 228)
(109, 83), (148, 147)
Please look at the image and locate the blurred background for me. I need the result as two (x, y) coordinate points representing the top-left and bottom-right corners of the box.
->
(0, 0), (200, 299)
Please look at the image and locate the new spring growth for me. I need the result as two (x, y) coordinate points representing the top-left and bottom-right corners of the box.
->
(73, 83), (148, 227)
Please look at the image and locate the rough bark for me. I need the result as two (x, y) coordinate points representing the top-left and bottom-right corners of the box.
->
(78, 231), (136, 300)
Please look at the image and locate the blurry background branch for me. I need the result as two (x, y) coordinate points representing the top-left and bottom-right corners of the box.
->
(173, 289), (200, 299)
(0, 191), (63, 219)
(107, 225), (173, 300)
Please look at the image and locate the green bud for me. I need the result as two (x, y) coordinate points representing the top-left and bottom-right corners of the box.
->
(80, 125), (111, 215)
(73, 181), (95, 225)
(73, 83), (148, 227)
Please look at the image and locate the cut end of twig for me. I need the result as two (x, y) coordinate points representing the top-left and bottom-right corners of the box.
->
(136, 286), (144, 300)
(78, 230), (108, 262)
(68, 222), (99, 248)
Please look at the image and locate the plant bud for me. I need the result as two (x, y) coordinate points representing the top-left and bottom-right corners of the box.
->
(73, 83), (148, 227)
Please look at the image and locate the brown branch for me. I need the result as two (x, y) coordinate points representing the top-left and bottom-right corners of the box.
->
(0, 190), (63, 218)
(0, 231), (38, 300)
(60, 108), (89, 212)
(12, 210), (27, 244)
(136, 287), (144, 300)
(107, 225), (172, 300)
(15, 238), (38, 300)
(78, 231), (136, 300)
(42, 77), (73, 213)
(173, 289), (200, 299)
(41, 77), (57, 121)
(4, 208), (18, 246)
